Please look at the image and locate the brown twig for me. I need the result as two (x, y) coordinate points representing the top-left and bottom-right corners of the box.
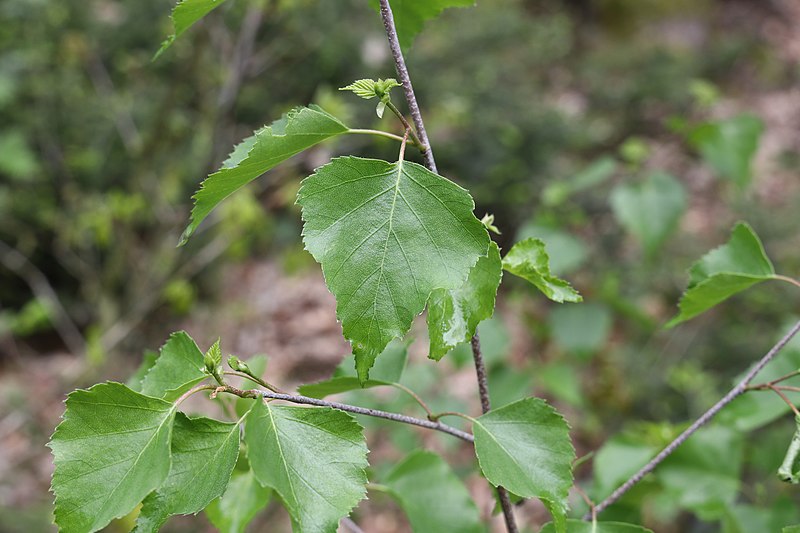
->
(590, 319), (800, 517)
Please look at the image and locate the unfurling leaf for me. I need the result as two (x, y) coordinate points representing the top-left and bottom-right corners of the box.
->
(667, 222), (776, 327)
(427, 241), (502, 360)
(298, 156), (489, 381)
(340, 78), (401, 101)
(205, 470), (271, 533)
(472, 398), (575, 529)
(778, 415), (800, 484)
(181, 106), (348, 244)
(502, 238), (582, 303)
(156, 0), (231, 59)
(244, 401), (368, 533)
(49, 383), (176, 533)
(134, 412), (245, 532)
(140, 331), (206, 401)
(384, 451), (483, 533)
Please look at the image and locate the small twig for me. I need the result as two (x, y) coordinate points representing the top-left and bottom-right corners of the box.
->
(340, 517), (365, 533)
(385, 101), (423, 149)
(388, 382), (434, 418)
(768, 384), (800, 417)
(347, 128), (406, 143)
(590, 319), (800, 517)
(430, 411), (474, 423)
(223, 370), (285, 394)
(774, 275), (800, 291)
(573, 484), (597, 523)
(378, 0), (436, 173)
(216, 386), (475, 442)
(175, 383), (216, 406)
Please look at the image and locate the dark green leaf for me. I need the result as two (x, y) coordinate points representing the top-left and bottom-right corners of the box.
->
(205, 470), (271, 533)
(540, 520), (652, 533)
(502, 238), (582, 303)
(298, 156), (489, 380)
(127, 350), (158, 392)
(244, 401), (368, 532)
(427, 241), (501, 360)
(384, 451), (484, 533)
(472, 398), (575, 526)
(156, 0), (231, 59)
(49, 383), (175, 533)
(689, 115), (763, 188)
(667, 222), (775, 327)
(368, 0), (476, 50)
(133, 412), (244, 532)
(610, 172), (686, 256)
(140, 331), (206, 401)
(182, 106), (348, 244)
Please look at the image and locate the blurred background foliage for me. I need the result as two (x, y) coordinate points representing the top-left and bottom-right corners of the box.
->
(1, 0), (800, 531)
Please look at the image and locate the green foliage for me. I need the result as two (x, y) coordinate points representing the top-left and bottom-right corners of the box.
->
(49, 383), (176, 533)
(384, 451), (484, 533)
(472, 398), (575, 526)
(156, 0), (231, 58)
(668, 222), (776, 327)
(501, 238), (582, 303)
(298, 155), (489, 380)
(610, 171), (686, 256)
(205, 470), (271, 533)
(540, 520), (653, 533)
(368, 0), (476, 50)
(427, 241), (502, 360)
(340, 78), (401, 117)
(182, 106), (349, 244)
(244, 400), (368, 532)
(689, 115), (764, 188)
(548, 303), (612, 355)
(140, 331), (206, 401)
(134, 412), (244, 532)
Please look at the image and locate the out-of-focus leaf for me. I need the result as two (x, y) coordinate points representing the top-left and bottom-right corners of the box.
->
(298, 156), (489, 381)
(205, 470), (271, 533)
(667, 222), (776, 327)
(542, 156), (617, 206)
(689, 114), (763, 188)
(502, 238), (582, 303)
(384, 451), (484, 533)
(368, 0), (476, 50)
(610, 172), (686, 256)
(156, 0), (232, 58)
(515, 224), (587, 275)
(549, 303), (612, 355)
(427, 241), (501, 360)
(540, 520), (652, 533)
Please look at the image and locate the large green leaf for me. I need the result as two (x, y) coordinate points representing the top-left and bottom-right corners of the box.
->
(384, 451), (484, 533)
(140, 331), (206, 401)
(689, 114), (763, 188)
(610, 171), (686, 256)
(244, 401), (368, 532)
(540, 520), (652, 532)
(298, 156), (489, 380)
(205, 470), (271, 533)
(472, 398), (575, 527)
(427, 241), (502, 360)
(298, 340), (408, 398)
(49, 383), (176, 533)
(133, 412), (244, 532)
(368, 0), (476, 50)
(667, 222), (776, 327)
(156, 0), (232, 58)
(181, 106), (348, 244)
(502, 238), (582, 303)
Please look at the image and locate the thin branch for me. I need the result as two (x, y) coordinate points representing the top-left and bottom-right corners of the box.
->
(388, 382), (434, 418)
(385, 101), (423, 149)
(378, 0), (437, 173)
(768, 384), (800, 417)
(340, 517), (365, 533)
(218, 385), (475, 442)
(591, 319), (800, 517)
(347, 128), (406, 143)
(223, 370), (285, 394)
(774, 275), (800, 291)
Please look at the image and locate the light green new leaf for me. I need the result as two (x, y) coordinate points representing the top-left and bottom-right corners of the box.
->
(384, 451), (484, 533)
(427, 241), (501, 360)
(133, 412), (244, 532)
(784, 526), (800, 533)
(140, 331), (206, 401)
(610, 172), (686, 256)
(49, 383), (176, 533)
(689, 114), (763, 188)
(205, 470), (271, 533)
(298, 156), (489, 381)
(369, 0), (476, 50)
(245, 401), (368, 532)
(540, 520), (653, 533)
(156, 0), (231, 59)
(299, 340), (409, 398)
(472, 398), (575, 528)
(502, 238), (581, 303)
(667, 222), (775, 327)
(181, 106), (348, 244)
